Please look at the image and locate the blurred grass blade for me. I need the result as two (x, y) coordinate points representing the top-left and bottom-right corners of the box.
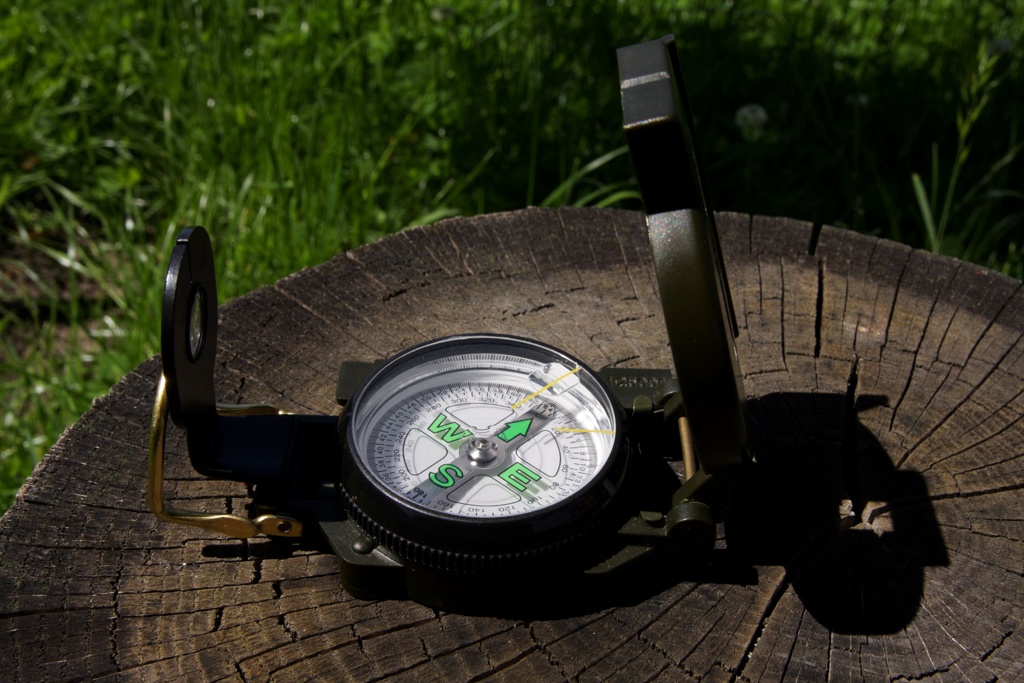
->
(912, 173), (939, 253)
(0, 174), (12, 209)
(594, 189), (642, 208)
(571, 182), (638, 208)
(540, 146), (632, 208)
(405, 207), (462, 229)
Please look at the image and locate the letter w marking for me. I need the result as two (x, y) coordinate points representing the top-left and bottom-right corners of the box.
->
(428, 414), (473, 443)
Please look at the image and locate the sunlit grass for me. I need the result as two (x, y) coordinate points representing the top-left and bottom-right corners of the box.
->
(1, 0), (1022, 512)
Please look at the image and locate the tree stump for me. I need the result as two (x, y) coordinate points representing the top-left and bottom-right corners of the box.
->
(2, 208), (1022, 681)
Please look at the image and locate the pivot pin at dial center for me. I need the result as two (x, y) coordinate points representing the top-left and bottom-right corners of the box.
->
(465, 437), (500, 464)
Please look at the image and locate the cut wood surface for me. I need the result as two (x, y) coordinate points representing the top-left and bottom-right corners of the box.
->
(2, 208), (1023, 681)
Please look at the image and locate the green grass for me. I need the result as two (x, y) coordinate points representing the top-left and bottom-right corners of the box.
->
(2, 0), (1022, 512)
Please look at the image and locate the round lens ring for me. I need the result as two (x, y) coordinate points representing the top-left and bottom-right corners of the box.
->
(337, 335), (633, 569)
(187, 287), (205, 362)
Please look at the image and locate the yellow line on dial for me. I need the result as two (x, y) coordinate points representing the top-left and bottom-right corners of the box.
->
(509, 366), (581, 409)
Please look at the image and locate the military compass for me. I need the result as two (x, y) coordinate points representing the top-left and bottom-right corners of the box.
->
(147, 35), (747, 612)
(339, 335), (628, 570)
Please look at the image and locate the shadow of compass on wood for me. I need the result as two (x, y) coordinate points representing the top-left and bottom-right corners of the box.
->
(730, 372), (950, 635)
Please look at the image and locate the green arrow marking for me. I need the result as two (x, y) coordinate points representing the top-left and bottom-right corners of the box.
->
(496, 418), (532, 442)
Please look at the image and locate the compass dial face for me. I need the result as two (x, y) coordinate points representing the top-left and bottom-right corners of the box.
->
(345, 336), (622, 521)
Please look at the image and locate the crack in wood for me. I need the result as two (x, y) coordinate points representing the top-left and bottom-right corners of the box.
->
(808, 222), (823, 256)
(510, 302), (555, 318)
(944, 277), (1021, 367)
(889, 272), (1021, 460)
(1, 604), (118, 620)
(614, 591), (711, 679)
(525, 621), (567, 679)
(274, 613), (298, 644)
(397, 231), (458, 282)
(267, 278), (394, 352)
(952, 450), (1024, 478)
(103, 619), (300, 680)
(212, 605), (224, 632)
(574, 621), (671, 681)
(732, 576), (794, 682)
(931, 481), (1024, 503)
(919, 403), (1024, 475)
(824, 626), (832, 681)
(897, 353), (1015, 474)
(980, 629), (1015, 662)
(679, 609), (727, 670)
(607, 355), (642, 368)
(887, 284), (943, 439)
(755, 255), (765, 320)
(841, 356), (864, 517)
(441, 228), (475, 277)
(395, 619), (523, 678)
(270, 283), (348, 334)
(814, 259), (824, 358)
(779, 256), (789, 372)
(380, 286), (411, 303)
(554, 210), (585, 288)
(879, 250), (912, 354)
(890, 663), (955, 681)
(464, 645), (539, 683)
(259, 625), (361, 681)
(250, 556), (261, 584)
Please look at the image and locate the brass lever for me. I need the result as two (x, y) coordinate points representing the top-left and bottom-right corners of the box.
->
(147, 375), (303, 539)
